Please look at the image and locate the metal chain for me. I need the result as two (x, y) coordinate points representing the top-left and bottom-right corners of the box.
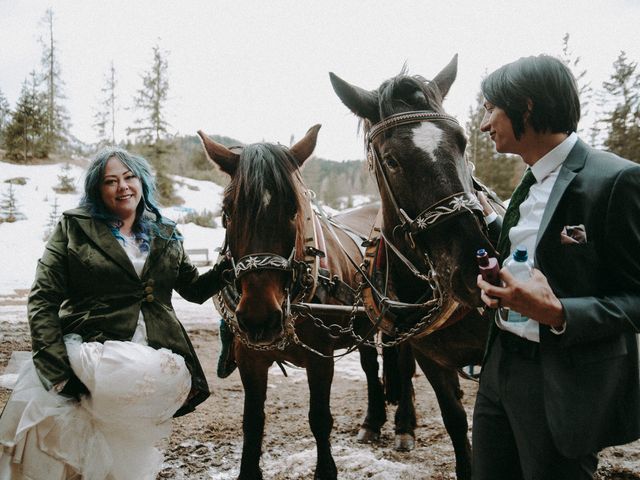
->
(215, 291), (291, 352)
(216, 254), (443, 355)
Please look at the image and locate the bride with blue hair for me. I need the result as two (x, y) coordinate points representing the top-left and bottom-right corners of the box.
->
(0, 147), (229, 479)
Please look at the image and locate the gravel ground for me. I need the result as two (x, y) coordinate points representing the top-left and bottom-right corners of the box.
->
(1, 294), (638, 479)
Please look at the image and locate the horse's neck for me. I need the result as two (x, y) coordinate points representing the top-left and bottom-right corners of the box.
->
(386, 245), (429, 303)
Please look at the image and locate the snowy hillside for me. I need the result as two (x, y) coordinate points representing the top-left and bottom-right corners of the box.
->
(0, 160), (226, 296)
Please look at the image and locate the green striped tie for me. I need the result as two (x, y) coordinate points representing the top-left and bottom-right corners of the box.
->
(496, 169), (536, 260)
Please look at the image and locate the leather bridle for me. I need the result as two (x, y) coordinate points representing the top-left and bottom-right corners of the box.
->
(366, 110), (485, 247)
(361, 110), (488, 337)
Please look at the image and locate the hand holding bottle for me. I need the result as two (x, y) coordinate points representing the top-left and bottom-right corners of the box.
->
(476, 248), (565, 328)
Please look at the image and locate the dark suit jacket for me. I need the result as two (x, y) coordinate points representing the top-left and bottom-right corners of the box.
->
(484, 139), (640, 458)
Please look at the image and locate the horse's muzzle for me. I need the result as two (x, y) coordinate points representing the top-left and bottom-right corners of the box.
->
(235, 308), (285, 345)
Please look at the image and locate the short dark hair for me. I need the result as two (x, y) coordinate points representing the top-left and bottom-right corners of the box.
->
(481, 55), (580, 139)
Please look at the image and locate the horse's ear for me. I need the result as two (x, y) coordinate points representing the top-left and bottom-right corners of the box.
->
(289, 124), (321, 166)
(431, 54), (458, 99)
(329, 72), (379, 122)
(197, 130), (239, 176)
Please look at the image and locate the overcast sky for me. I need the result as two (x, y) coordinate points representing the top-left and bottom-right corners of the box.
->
(1, 0), (639, 161)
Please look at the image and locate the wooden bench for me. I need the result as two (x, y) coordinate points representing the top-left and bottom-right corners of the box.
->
(186, 248), (212, 266)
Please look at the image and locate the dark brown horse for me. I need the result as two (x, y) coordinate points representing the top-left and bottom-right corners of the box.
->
(330, 55), (498, 479)
(198, 126), (389, 480)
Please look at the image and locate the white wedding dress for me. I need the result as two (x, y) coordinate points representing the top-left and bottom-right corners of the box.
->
(0, 235), (192, 480)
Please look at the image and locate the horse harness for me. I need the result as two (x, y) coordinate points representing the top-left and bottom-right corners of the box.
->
(214, 110), (500, 353)
(213, 190), (361, 353)
(358, 110), (492, 341)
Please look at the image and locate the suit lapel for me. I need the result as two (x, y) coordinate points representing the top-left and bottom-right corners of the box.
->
(74, 216), (140, 280)
(535, 139), (589, 250)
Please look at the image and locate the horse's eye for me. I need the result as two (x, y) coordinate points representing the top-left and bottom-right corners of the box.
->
(384, 154), (400, 170)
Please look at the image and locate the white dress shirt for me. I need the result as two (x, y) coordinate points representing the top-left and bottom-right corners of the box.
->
(497, 132), (578, 342)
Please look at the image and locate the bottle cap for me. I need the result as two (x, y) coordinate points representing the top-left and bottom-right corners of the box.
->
(476, 248), (487, 257)
(513, 245), (528, 262)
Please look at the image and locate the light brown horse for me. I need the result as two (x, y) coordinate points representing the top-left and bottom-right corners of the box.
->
(198, 126), (388, 480)
(330, 55), (499, 479)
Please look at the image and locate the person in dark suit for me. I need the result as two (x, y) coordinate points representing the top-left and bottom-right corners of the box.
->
(473, 55), (640, 480)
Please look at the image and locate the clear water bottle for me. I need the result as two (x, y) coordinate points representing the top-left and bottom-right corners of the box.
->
(501, 245), (533, 322)
(503, 245), (534, 281)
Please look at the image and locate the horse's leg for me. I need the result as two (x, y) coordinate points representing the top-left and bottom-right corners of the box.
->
(392, 342), (417, 451)
(237, 349), (270, 480)
(356, 344), (386, 443)
(306, 356), (337, 480)
(414, 350), (472, 480)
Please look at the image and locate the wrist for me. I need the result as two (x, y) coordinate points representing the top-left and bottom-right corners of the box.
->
(550, 298), (566, 334)
(550, 318), (567, 335)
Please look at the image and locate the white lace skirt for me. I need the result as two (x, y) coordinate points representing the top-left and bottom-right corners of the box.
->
(0, 334), (191, 480)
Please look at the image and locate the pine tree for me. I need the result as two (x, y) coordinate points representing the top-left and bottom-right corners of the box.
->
(128, 44), (175, 203)
(53, 162), (76, 193)
(94, 61), (118, 146)
(127, 44), (171, 143)
(0, 183), (24, 222)
(559, 33), (593, 138)
(0, 89), (10, 147)
(43, 195), (60, 240)
(39, 8), (70, 154)
(466, 90), (521, 200)
(3, 72), (48, 161)
(600, 51), (640, 163)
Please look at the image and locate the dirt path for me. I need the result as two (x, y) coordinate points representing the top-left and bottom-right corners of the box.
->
(1, 295), (639, 479)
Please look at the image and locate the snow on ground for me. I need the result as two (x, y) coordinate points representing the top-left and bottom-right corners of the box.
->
(200, 443), (420, 480)
(0, 160), (226, 296)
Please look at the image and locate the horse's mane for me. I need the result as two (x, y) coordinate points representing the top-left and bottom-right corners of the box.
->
(379, 70), (444, 118)
(225, 142), (306, 252)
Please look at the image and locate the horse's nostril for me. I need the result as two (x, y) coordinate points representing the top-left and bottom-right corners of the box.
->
(267, 309), (283, 333)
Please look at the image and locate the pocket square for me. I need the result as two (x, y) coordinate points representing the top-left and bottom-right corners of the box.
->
(560, 224), (587, 245)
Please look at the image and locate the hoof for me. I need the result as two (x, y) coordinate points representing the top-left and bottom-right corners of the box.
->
(394, 433), (415, 452)
(356, 427), (380, 443)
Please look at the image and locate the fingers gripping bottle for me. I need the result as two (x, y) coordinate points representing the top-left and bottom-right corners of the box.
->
(501, 245), (534, 322)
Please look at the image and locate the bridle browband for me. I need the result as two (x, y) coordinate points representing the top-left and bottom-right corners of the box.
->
(233, 249), (297, 281)
(367, 110), (461, 142)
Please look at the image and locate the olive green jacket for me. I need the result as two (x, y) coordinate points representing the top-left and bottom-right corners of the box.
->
(28, 208), (222, 416)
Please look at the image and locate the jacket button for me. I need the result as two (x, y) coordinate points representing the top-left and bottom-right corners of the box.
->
(145, 294), (154, 302)
(144, 286), (153, 293)
(147, 279), (155, 286)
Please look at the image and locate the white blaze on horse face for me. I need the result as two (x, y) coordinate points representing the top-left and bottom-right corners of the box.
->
(263, 190), (272, 208)
(412, 123), (443, 161)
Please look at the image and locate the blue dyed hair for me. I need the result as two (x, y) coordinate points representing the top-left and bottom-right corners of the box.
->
(80, 147), (179, 244)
